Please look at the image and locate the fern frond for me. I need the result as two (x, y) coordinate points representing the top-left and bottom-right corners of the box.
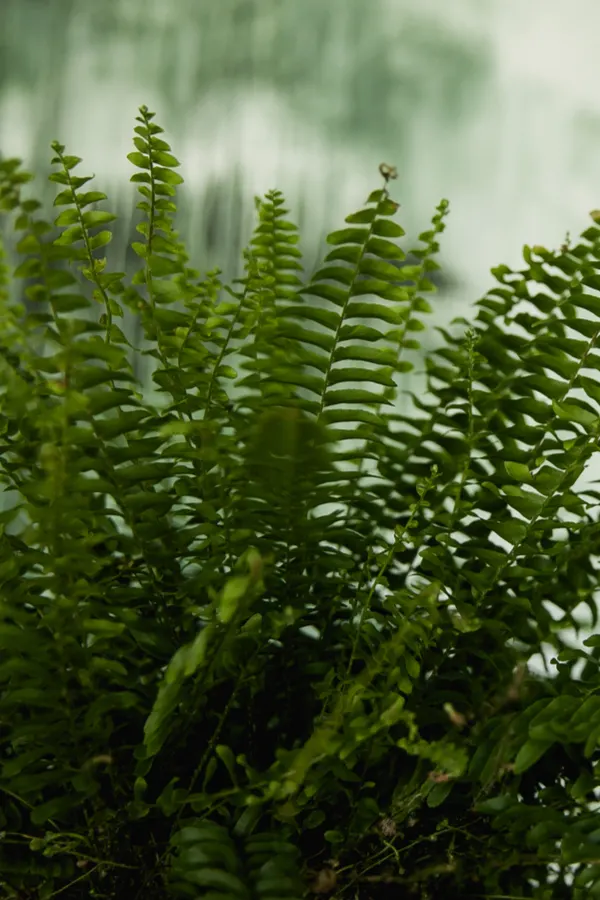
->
(168, 820), (305, 900)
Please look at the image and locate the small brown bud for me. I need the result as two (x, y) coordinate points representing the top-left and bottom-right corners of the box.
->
(377, 817), (397, 838)
(311, 868), (337, 894)
(379, 162), (398, 181)
(428, 771), (451, 783)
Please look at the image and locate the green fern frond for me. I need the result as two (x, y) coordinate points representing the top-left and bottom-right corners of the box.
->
(168, 820), (305, 900)
(235, 190), (306, 410)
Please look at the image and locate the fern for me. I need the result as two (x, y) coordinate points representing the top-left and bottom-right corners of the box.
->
(1, 107), (600, 899)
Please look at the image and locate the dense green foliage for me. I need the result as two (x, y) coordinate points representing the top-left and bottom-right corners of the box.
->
(1, 105), (600, 899)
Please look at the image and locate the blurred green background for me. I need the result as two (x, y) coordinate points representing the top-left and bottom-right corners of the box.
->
(4, 0), (600, 369)
(3, 1), (599, 310)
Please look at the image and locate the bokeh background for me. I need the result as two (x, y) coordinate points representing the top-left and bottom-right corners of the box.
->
(5, 0), (600, 350)
(2, 0), (600, 840)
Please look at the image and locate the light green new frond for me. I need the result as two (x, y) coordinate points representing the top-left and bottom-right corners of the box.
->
(235, 190), (306, 414)
(49, 140), (131, 350)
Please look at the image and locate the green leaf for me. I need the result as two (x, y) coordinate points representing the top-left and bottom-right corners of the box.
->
(55, 224), (84, 244)
(279, 304), (340, 330)
(504, 461), (533, 484)
(154, 167), (184, 185)
(488, 518), (528, 545)
(333, 343), (398, 367)
(219, 575), (252, 624)
(380, 694), (405, 726)
(180, 628), (214, 679)
(127, 151), (150, 169)
(148, 255), (181, 276)
(325, 388), (392, 406)
(144, 680), (183, 758)
(302, 283), (349, 307)
(324, 245), (362, 264)
(276, 322), (334, 351)
(358, 257), (406, 280)
(81, 618), (126, 636)
(54, 208), (79, 226)
(328, 366), (395, 388)
(503, 487), (545, 518)
(60, 155), (83, 171)
(48, 171), (70, 185)
(345, 301), (401, 324)
(53, 188), (76, 205)
(304, 810), (326, 828)
(31, 797), (75, 826)
(311, 265), (354, 285)
(365, 236), (405, 259)
(371, 219), (406, 238)
(215, 745), (239, 786)
(345, 208), (376, 224)
(513, 739), (554, 774)
(324, 830), (345, 844)
(82, 210), (117, 228)
(552, 399), (598, 426)
(326, 227), (369, 246)
(154, 151), (180, 167)
(473, 794), (515, 815)
(156, 777), (181, 816)
(427, 780), (454, 808)
(89, 230), (112, 250)
(131, 241), (148, 258)
(339, 324), (385, 342)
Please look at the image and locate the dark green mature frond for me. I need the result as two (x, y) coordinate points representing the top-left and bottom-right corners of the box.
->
(238, 187), (442, 569)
